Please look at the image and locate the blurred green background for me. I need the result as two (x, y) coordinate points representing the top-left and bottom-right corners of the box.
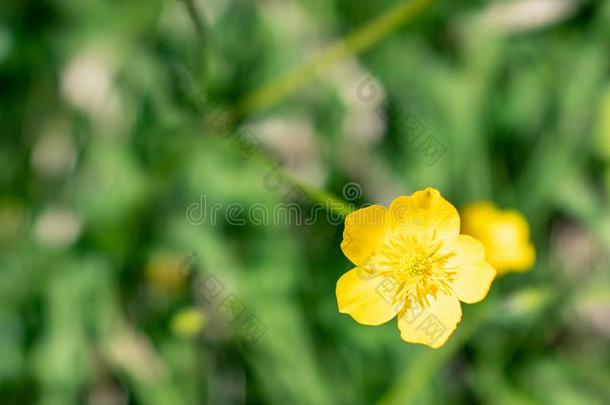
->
(2, 0), (610, 404)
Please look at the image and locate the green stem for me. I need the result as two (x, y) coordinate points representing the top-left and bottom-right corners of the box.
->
(377, 302), (494, 405)
(181, 0), (206, 41)
(233, 0), (435, 118)
(250, 153), (353, 217)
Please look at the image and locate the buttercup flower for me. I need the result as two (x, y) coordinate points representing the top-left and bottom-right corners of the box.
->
(336, 188), (496, 348)
(461, 202), (535, 275)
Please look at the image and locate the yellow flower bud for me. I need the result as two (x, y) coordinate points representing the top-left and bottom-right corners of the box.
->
(171, 307), (206, 337)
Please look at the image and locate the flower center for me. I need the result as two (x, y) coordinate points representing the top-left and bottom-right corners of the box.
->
(369, 233), (456, 308)
(399, 249), (432, 278)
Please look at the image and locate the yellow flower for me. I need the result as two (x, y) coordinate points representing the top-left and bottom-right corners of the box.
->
(461, 202), (535, 275)
(336, 188), (496, 348)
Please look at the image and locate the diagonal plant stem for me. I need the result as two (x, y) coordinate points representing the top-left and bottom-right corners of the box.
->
(180, 0), (434, 213)
(233, 0), (434, 118)
(181, 0), (206, 40)
(377, 302), (494, 405)
(249, 152), (354, 217)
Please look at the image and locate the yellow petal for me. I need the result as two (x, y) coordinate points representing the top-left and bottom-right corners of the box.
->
(389, 188), (459, 242)
(397, 292), (462, 348)
(341, 205), (387, 266)
(442, 235), (496, 303)
(336, 268), (400, 325)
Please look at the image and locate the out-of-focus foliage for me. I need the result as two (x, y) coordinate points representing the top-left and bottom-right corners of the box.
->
(1, 0), (610, 404)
